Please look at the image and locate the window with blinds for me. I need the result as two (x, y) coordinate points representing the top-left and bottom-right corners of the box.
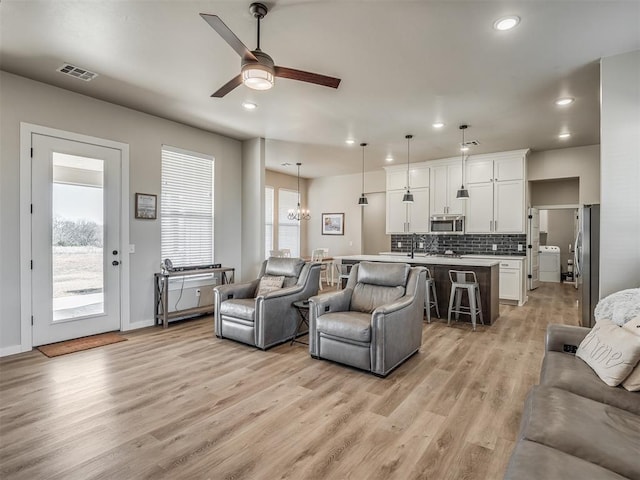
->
(161, 146), (214, 267)
(278, 188), (300, 257)
(265, 186), (274, 259)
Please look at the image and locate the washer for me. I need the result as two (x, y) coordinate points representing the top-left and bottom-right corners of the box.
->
(539, 245), (561, 283)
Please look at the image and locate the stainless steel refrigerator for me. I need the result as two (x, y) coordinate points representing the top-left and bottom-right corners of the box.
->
(576, 204), (600, 328)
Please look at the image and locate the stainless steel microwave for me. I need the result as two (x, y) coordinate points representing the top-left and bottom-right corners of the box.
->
(430, 215), (464, 234)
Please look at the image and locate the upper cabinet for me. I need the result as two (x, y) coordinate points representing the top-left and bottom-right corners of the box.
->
(385, 166), (429, 233)
(430, 161), (464, 215)
(465, 150), (529, 234)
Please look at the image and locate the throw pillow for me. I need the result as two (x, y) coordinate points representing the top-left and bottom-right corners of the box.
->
(621, 315), (640, 392)
(576, 318), (640, 387)
(257, 275), (284, 296)
(594, 288), (640, 326)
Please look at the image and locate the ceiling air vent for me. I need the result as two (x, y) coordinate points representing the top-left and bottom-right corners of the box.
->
(57, 63), (98, 82)
(462, 140), (480, 147)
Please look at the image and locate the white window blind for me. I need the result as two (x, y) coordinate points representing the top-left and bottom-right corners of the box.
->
(278, 189), (300, 257)
(161, 146), (214, 267)
(265, 186), (274, 259)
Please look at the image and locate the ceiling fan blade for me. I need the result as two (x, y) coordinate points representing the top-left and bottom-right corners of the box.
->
(211, 74), (243, 98)
(275, 66), (341, 89)
(200, 13), (257, 62)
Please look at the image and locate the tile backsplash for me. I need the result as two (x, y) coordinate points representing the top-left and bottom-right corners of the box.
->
(390, 233), (527, 256)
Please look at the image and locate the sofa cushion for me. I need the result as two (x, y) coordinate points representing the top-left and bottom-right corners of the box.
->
(264, 257), (304, 279)
(622, 315), (640, 391)
(256, 275), (284, 296)
(219, 298), (256, 322)
(357, 261), (409, 287)
(519, 386), (640, 480)
(504, 440), (628, 480)
(576, 318), (640, 386)
(316, 311), (371, 343)
(540, 351), (640, 415)
(351, 283), (405, 314)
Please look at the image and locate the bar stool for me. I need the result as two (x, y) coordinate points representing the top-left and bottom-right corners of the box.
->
(425, 267), (440, 323)
(448, 270), (484, 331)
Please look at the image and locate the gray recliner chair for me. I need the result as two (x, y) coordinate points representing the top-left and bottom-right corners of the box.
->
(309, 261), (426, 377)
(213, 257), (321, 350)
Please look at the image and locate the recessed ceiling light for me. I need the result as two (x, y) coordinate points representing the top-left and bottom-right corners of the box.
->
(493, 15), (520, 31)
(555, 97), (575, 106)
(386, 156), (394, 162)
(460, 146), (470, 152)
(345, 139), (355, 145)
(558, 132), (571, 139)
(242, 101), (257, 110)
(432, 122), (445, 129)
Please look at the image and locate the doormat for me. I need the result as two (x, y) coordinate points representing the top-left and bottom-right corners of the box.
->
(37, 332), (127, 358)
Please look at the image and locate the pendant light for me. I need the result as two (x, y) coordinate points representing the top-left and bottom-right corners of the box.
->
(456, 125), (470, 199)
(358, 143), (369, 206)
(402, 134), (414, 203)
(287, 162), (311, 220)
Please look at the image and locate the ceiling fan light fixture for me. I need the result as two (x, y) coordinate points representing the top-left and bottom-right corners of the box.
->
(242, 65), (274, 90)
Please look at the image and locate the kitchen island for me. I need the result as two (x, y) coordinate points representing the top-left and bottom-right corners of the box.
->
(336, 254), (500, 325)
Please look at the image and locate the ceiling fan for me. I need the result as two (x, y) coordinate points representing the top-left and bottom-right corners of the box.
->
(200, 3), (341, 98)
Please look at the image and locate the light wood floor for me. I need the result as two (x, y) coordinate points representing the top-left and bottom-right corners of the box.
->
(0, 283), (580, 480)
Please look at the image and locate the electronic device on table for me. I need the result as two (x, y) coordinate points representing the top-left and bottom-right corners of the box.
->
(161, 258), (221, 273)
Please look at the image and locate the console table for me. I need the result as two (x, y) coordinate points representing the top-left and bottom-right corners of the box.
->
(154, 267), (235, 328)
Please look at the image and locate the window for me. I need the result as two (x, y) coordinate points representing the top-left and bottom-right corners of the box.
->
(278, 189), (300, 257)
(161, 146), (214, 267)
(265, 186), (274, 259)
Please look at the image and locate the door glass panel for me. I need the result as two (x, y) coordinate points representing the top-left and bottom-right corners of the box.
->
(52, 153), (104, 321)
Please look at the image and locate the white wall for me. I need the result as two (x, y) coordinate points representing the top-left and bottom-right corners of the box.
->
(599, 50), (640, 297)
(307, 170), (386, 257)
(528, 145), (600, 205)
(0, 72), (242, 353)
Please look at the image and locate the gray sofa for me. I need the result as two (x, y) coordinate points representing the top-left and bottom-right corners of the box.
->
(213, 257), (320, 349)
(308, 261), (426, 377)
(504, 324), (640, 480)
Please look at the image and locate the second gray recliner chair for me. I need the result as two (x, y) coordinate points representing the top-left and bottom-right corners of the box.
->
(309, 261), (426, 377)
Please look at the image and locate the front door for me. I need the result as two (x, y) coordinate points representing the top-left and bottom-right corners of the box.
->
(31, 133), (122, 346)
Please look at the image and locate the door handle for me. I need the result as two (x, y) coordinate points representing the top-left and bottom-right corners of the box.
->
(112, 260), (120, 266)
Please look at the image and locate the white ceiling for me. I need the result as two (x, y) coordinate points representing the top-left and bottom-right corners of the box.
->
(1, 1), (639, 178)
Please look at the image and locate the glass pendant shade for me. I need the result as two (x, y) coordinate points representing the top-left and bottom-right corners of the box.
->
(402, 191), (414, 203)
(456, 187), (469, 199)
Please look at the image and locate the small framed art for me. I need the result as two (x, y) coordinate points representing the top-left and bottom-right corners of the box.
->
(322, 213), (344, 235)
(135, 193), (157, 219)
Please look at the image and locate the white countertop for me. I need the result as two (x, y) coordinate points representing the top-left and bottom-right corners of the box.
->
(462, 254), (526, 261)
(335, 254), (500, 267)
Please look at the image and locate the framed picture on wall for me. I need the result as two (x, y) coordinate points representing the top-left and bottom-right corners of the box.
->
(135, 193), (157, 219)
(322, 213), (344, 235)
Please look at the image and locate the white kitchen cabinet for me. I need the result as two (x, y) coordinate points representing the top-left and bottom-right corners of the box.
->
(465, 150), (527, 234)
(430, 162), (464, 215)
(386, 187), (429, 233)
(466, 183), (494, 233)
(386, 166), (429, 190)
(462, 256), (527, 306)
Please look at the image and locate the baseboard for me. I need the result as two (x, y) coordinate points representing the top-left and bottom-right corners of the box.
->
(123, 319), (155, 331)
(0, 344), (26, 358)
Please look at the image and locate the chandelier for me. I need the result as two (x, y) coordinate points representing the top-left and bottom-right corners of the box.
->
(288, 162), (311, 221)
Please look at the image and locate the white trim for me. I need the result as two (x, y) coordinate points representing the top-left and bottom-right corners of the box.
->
(0, 345), (24, 358)
(19, 123), (130, 352)
(532, 204), (581, 210)
(123, 318), (155, 331)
